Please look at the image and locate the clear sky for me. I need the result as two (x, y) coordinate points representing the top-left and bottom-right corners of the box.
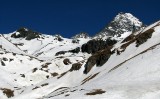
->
(0, 0), (160, 38)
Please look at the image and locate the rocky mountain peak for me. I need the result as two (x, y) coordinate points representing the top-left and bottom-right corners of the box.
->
(114, 12), (142, 27)
(11, 27), (41, 40)
(72, 32), (90, 39)
(94, 12), (144, 39)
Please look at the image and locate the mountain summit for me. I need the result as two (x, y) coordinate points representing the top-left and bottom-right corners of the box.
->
(11, 27), (41, 40)
(95, 12), (143, 39)
(72, 32), (90, 39)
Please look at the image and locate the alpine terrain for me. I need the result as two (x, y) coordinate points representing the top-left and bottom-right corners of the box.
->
(0, 13), (160, 99)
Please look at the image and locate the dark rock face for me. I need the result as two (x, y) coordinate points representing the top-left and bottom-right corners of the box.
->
(1, 60), (5, 66)
(83, 48), (112, 74)
(2, 57), (8, 61)
(69, 47), (80, 53)
(51, 72), (59, 77)
(55, 51), (66, 56)
(72, 39), (80, 44)
(136, 28), (154, 47)
(81, 38), (117, 54)
(63, 58), (71, 65)
(20, 74), (25, 78)
(81, 38), (117, 74)
(11, 28), (41, 40)
(120, 28), (155, 53)
(113, 27), (155, 56)
(70, 63), (82, 71)
(83, 57), (97, 74)
(1, 88), (14, 98)
(54, 35), (63, 41)
(0, 45), (2, 49)
(55, 47), (80, 56)
(32, 68), (38, 73)
(9, 59), (14, 62)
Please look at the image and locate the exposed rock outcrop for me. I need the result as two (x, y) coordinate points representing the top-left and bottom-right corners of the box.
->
(81, 38), (117, 54)
(55, 47), (80, 56)
(72, 32), (90, 39)
(11, 28), (41, 40)
(84, 48), (113, 74)
(70, 63), (82, 71)
(63, 58), (71, 65)
(94, 13), (143, 39)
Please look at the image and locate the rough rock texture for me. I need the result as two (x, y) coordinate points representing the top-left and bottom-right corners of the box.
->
(72, 32), (90, 39)
(70, 63), (82, 71)
(1, 60), (5, 66)
(81, 38), (117, 54)
(55, 51), (66, 56)
(11, 28), (41, 40)
(63, 58), (71, 65)
(84, 48), (112, 74)
(53, 34), (63, 41)
(0, 88), (14, 98)
(81, 38), (117, 74)
(117, 28), (155, 56)
(95, 13), (143, 39)
(55, 47), (80, 56)
(69, 47), (80, 53)
(136, 28), (154, 47)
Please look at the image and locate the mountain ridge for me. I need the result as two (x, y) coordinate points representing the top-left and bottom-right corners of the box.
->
(0, 13), (160, 99)
(4, 12), (143, 40)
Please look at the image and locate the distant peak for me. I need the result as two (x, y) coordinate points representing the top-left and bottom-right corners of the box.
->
(94, 12), (143, 39)
(72, 32), (90, 39)
(11, 27), (41, 40)
(114, 12), (142, 26)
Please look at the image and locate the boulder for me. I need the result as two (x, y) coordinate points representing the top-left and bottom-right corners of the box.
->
(70, 63), (82, 71)
(63, 58), (71, 65)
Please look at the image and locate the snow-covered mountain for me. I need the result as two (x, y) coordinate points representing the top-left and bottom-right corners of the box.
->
(0, 13), (160, 99)
(94, 12), (144, 39)
(72, 32), (90, 39)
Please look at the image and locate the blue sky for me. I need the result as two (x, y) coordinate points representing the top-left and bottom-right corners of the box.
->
(0, 0), (160, 37)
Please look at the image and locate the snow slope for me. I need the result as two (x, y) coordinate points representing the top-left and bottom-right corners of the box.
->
(4, 33), (90, 60)
(0, 34), (24, 54)
(39, 20), (160, 99)
(0, 14), (160, 99)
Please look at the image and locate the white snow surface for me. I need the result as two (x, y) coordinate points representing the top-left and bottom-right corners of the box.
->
(94, 13), (143, 40)
(0, 21), (160, 99)
(114, 13), (142, 27)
